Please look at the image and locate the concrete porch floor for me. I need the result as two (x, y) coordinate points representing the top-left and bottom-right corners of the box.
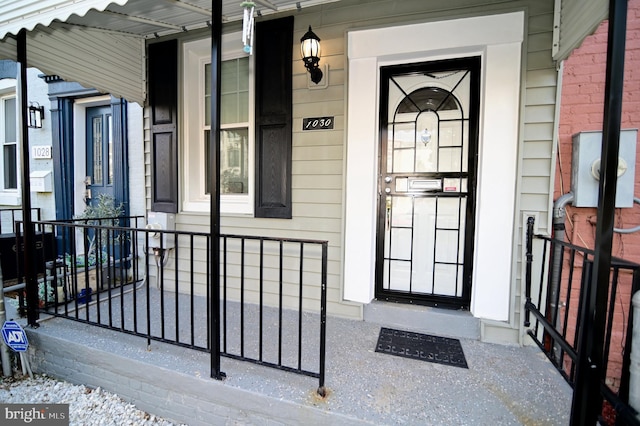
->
(12, 296), (572, 425)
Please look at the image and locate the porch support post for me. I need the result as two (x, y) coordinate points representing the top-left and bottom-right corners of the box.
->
(16, 29), (39, 327)
(570, 0), (627, 423)
(209, 0), (224, 380)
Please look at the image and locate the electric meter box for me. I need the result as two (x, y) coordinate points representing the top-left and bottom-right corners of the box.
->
(146, 211), (176, 249)
(571, 129), (637, 208)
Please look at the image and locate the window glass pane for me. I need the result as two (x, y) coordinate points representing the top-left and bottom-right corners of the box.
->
(221, 128), (248, 194)
(4, 97), (16, 142)
(204, 130), (211, 194)
(221, 60), (239, 93)
(205, 63), (211, 127)
(238, 90), (248, 123)
(107, 115), (113, 185)
(93, 116), (103, 185)
(238, 58), (249, 91)
(206, 58), (249, 126)
(3, 144), (16, 190)
(220, 93), (238, 124)
(205, 128), (249, 195)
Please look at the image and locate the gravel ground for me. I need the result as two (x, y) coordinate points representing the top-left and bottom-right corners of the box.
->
(0, 374), (186, 425)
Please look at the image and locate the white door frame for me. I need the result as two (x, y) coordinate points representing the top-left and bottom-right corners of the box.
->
(343, 12), (524, 321)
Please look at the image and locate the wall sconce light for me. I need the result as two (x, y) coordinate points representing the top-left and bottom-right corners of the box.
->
(300, 26), (323, 84)
(28, 102), (44, 129)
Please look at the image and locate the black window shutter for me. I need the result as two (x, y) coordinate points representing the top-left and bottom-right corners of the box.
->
(254, 17), (293, 218)
(149, 40), (178, 213)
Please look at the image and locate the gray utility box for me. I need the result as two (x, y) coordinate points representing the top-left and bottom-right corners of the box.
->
(571, 129), (638, 208)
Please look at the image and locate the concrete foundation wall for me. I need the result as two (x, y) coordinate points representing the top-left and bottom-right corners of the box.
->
(26, 330), (367, 426)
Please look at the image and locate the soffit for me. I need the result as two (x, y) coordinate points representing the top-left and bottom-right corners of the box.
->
(0, 0), (340, 104)
(0, 0), (611, 103)
(0, 0), (341, 40)
(553, 0), (608, 61)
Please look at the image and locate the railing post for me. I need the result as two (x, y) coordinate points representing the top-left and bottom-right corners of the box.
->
(209, 0), (225, 381)
(317, 241), (328, 397)
(17, 30), (39, 327)
(524, 216), (534, 327)
(630, 290), (640, 413)
(571, 0), (628, 424)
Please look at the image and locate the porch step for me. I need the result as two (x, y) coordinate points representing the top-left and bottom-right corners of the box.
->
(363, 301), (481, 340)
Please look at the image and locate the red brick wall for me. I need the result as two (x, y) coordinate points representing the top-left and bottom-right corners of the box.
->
(555, 0), (640, 393)
(556, 0), (640, 260)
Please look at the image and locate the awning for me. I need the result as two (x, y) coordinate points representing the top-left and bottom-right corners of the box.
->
(0, 0), (341, 104)
(553, 0), (609, 61)
(0, 0), (128, 40)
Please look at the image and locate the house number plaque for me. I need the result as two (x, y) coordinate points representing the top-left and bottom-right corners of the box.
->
(303, 116), (334, 131)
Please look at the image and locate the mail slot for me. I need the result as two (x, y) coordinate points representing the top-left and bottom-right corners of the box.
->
(409, 178), (441, 191)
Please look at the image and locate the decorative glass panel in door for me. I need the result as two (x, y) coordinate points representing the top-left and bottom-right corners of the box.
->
(376, 57), (480, 308)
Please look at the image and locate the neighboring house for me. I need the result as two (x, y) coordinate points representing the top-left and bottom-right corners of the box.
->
(0, 62), (145, 248)
(556, 0), (640, 261)
(0, 63), (55, 220)
(0, 0), (616, 348)
(40, 77), (146, 243)
(554, 0), (640, 389)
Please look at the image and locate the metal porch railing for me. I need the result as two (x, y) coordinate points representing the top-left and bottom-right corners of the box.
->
(10, 218), (327, 394)
(524, 217), (640, 425)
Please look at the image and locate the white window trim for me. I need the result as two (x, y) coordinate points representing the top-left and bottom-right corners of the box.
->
(182, 34), (255, 215)
(344, 12), (524, 322)
(0, 78), (20, 206)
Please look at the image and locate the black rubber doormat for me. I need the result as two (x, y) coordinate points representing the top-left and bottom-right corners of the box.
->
(375, 327), (468, 368)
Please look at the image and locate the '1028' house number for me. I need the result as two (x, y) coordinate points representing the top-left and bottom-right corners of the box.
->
(303, 117), (334, 131)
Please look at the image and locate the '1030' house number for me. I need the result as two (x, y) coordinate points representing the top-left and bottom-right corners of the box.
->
(303, 117), (334, 131)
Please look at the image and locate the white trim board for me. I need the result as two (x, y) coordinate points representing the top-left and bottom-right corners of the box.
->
(344, 12), (524, 321)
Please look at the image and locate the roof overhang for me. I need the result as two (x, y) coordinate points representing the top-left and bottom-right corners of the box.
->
(0, 0), (611, 104)
(552, 0), (608, 61)
(0, 0), (341, 104)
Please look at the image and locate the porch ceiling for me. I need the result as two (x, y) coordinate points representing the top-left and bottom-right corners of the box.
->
(0, 0), (610, 104)
(0, 0), (341, 39)
(0, 0), (341, 104)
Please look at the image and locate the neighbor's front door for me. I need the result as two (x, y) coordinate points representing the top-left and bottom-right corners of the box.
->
(85, 105), (113, 206)
(375, 57), (480, 309)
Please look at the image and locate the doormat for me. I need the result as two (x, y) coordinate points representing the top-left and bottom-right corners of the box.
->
(375, 327), (468, 368)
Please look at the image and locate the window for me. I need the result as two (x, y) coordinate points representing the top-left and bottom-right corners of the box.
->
(0, 79), (19, 205)
(3, 95), (17, 190)
(183, 35), (254, 214)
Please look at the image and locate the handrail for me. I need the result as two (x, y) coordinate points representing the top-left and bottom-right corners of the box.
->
(17, 218), (328, 393)
(524, 216), (640, 425)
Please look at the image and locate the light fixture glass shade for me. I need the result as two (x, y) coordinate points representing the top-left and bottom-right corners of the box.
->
(300, 26), (323, 84)
(27, 103), (44, 129)
(301, 36), (320, 60)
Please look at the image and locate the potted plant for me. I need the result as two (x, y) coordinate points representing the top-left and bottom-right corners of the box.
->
(71, 194), (126, 291)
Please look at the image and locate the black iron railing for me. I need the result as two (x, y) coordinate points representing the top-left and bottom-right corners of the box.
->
(524, 217), (640, 425)
(0, 207), (41, 234)
(220, 234), (328, 393)
(16, 219), (327, 393)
